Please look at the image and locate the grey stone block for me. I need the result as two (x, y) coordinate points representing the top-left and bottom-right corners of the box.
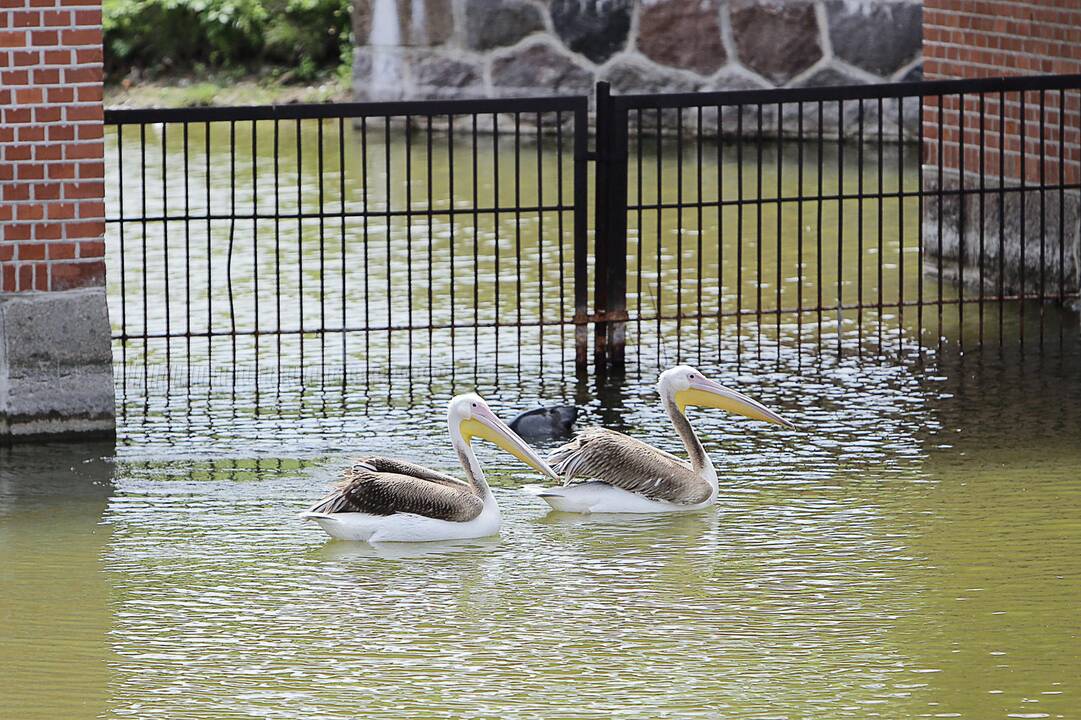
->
(0, 288), (116, 441)
(491, 40), (595, 96)
(465, 0), (546, 51)
(826, 0), (921, 77)
(922, 169), (1081, 297)
(550, 0), (632, 64)
(730, 0), (823, 85)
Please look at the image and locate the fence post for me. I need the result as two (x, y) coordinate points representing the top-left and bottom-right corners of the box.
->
(593, 82), (629, 370)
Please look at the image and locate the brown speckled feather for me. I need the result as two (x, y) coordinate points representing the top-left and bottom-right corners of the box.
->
(306, 456), (483, 522)
(547, 427), (712, 505)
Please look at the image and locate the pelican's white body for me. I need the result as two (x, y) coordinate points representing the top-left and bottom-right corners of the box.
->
(535, 466), (719, 514)
(301, 494), (501, 542)
(301, 393), (557, 544)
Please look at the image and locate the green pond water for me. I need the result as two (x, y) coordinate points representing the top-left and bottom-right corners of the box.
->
(1, 125), (1079, 718)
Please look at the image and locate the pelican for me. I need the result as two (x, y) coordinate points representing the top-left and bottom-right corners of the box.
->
(301, 393), (557, 542)
(537, 365), (793, 514)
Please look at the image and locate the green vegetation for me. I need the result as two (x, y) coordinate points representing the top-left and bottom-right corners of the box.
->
(103, 0), (352, 82)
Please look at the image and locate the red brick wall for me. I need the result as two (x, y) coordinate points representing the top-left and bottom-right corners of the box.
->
(0, 0), (105, 293)
(922, 0), (1081, 185)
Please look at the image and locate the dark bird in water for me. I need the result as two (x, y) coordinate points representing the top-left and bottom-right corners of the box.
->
(509, 405), (579, 440)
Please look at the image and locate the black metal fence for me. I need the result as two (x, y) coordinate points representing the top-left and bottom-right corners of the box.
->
(591, 74), (1081, 371)
(104, 97), (589, 382)
(104, 74), (1081, 380)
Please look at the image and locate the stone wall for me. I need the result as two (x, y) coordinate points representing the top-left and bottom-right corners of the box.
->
(353, 0), (923, 103)
(921, 0), (1081, 299)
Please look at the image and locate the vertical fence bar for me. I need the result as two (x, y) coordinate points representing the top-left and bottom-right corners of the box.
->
(493, 113), (501, 364)
(513, 112), (522, 366)
(876, 96), (883, 351)
(755, 103), (763, 361)
(815, 101), (823, 352)
(593, 82), (612, 368)
(338, 116), (346, 370)
(936, 95), (944, 355)
(449, 113), (457, 366)
(676, 107), (684, 362)
(296, 119), (305, 361)
(837, 100), (845, 359)
(958, 92), (966, 353)
(857, 98), (864, 357)
(474, 114), (481, 367)
(1038, 89), (1046, 347)
(117, 125), (126, 359)
(251, 119), (259, 366)
(404, 116), (413, 366)
(775, 100), (782, 362)
(998, 90), (1005, 347)
(573, 101), (589, 369)
(1058, 88), (1066, 347)
(696, 105), (704, 364)
(205, 122), (212, 363)
(161, 123), (171, 358)
(317, 118), (326, 363)
(139, 123), (147, 353)
(361, 116), (370, 380)
(384, 116), (392, 367)
(636, 107), (644, 370)
(426, 115), (434, 375)
(183, 122), (190, 361)
(897, 96), (904, 355)
(555, 110), (566, 369)
(608, 97), (629, 368)
(917, 94), (924, 352)
(978, 93), (985, 345)
(1019, 91), (1027, 353)
(274, 119), (281, 365)
(796, 102), (803, 364)
(717, 104), (724, 360)
(655, 108), (662, 364)
(536, 112), (545, 363)
(737, 106), (744, 364)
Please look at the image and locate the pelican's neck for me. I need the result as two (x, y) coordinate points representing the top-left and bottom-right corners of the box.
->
(449, 420), (494, 502)
(662, 389), (713, 479)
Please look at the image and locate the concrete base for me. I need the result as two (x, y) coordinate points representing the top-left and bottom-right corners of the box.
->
(0, 288), (115, 442)
(922, 167), (1081, 298)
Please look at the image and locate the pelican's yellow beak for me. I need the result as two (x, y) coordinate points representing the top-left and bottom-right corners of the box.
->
(460, 406), (560, 480)
(674, 376), (793, 428)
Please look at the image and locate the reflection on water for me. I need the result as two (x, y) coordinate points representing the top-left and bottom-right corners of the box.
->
(7, 120), (1076, 717)
(4, 330), (1081, 718)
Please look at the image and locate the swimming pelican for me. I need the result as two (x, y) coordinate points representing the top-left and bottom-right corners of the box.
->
(301, 393), (557, 542)
(536, 365), (793, 514)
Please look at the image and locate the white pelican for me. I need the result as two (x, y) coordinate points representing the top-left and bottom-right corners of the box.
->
(537, 365), (793, 514)
(301, 393), (557, 542)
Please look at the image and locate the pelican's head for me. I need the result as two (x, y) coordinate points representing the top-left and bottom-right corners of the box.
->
(658, 365), (794, 428)
(448, 393), (559, 479)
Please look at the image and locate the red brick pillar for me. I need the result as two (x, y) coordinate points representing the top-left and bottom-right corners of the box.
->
(1, 0), (114, 441)
(921, 0), (1081, 298)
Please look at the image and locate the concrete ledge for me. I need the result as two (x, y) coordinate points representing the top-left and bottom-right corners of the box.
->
(922, 167), (1081, 298)
(0, 288), (116, 443)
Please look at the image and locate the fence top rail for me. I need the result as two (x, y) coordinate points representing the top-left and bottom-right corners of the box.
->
(611, 73), (1081, 111)
(104, 94), (589, 126)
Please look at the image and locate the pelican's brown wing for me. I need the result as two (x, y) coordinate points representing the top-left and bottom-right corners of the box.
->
(307, 457), (482, 522)
(546, 427), (711, 505)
